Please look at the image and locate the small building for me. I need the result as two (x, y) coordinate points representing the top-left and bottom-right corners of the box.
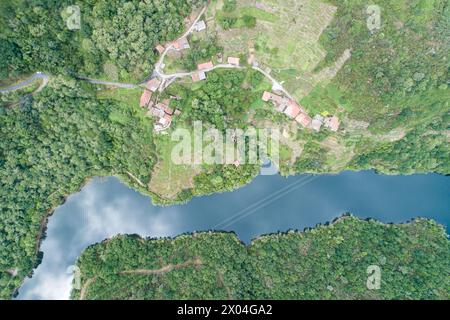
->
(164, 107), (174, 115)
(284, 103), (301, 119)
(146, 78), (161, 92)
(154, 100), (172, 115)
(173, 37), (190, 50)
(295, 113), (312, 128)
(194, 20), (206, 32)
(287, 99), (301, 109)
(270, 93), (286, 106)
(155, 44), (165, 54)
(324, 116), (340, 132)
(156, 102), (168, 111)
(192, 71), (206, 82)
(311, 115), (324, 132)
(159, 114), (172, 126)
(248, 54), (255, 65)
(163, 100), (174, 115)
(140, 90), (152, 108)
(262, 91), (272, 102)
(227, 56), (240, 66)
(149, 107), (165, 118)
(197, 61), (214, 71)
(267, 93), (288, 112)
(174, 109), (182, 116)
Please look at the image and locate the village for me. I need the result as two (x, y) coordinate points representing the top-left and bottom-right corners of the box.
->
(139, 16), (244, 132)
(261, 90), (339, 132)
(139, 12), (339, 134)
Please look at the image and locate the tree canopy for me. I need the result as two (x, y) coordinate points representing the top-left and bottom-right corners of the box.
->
(73, 216), (450, 300)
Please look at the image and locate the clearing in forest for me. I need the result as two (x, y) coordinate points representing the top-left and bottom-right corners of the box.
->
(148, 129), (202, 200)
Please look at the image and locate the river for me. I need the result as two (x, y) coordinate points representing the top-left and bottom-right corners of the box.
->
(16, 171), (450, 299)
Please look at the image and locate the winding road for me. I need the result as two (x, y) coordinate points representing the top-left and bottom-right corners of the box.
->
(0, 72), (49, 94)
(252, 65), (294, 101)
(154, 6), (208, 79)
(77, 77), (138, 89)
(0, 73), (139, 95)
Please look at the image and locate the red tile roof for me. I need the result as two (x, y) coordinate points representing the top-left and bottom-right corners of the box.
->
(156, 102), (167, 110)
(227, 57), (240, 66)
(140, 90), (152, 107)
(197, 61), (214, 71)
(159, 114), (172, 126)
(270, 93), (285, 105)
(155, 44), (165, 54)
(191, 71), (206, 82)
(262, 91), (272, 102)
(173, 37), (190, 50)
(324, 116), (340, 132)
(149, 107), (164, 117)
(284, 103), (301, 119)
(295, 113), (312, 128)
(161, 99), (174, 115)
(146, 78), (161, 92)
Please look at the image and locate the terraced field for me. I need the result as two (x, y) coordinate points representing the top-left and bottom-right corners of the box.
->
(206, 0), (348, 101)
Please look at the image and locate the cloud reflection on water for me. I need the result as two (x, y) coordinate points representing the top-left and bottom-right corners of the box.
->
(16, 172), (450, 300)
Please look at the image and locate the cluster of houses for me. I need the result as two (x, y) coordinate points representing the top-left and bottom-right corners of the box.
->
(156, 36), (190, 55)
(191, 56), (240, 82)
(143, 20), (209, 132)
(141, 52), (240, 132)
(140, 78), (181, 132)
(262, 91), (340, 132)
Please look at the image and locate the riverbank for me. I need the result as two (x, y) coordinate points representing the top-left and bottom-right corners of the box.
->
(16, 172), (450, 299)
(72, 215), (450, 300)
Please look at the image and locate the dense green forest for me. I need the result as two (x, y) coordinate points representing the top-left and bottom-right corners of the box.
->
(175, 69), (264, 130)
(0, 0), (207, 82)
(0, 0), (449, 300)
(72, 216), (450, 300)
(317, 0), (449, 128)
(0, 77), (156, 298)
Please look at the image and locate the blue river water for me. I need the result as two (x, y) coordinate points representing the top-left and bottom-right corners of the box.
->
(17, 171), (449, 299)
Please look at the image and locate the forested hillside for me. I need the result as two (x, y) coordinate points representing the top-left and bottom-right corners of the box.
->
(0, 0), (207, 82)
(0, 77), (156, 298)
(298, 0), (450, 173)
(0, 0), (449, 300)
(73, 216), (450, 300)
